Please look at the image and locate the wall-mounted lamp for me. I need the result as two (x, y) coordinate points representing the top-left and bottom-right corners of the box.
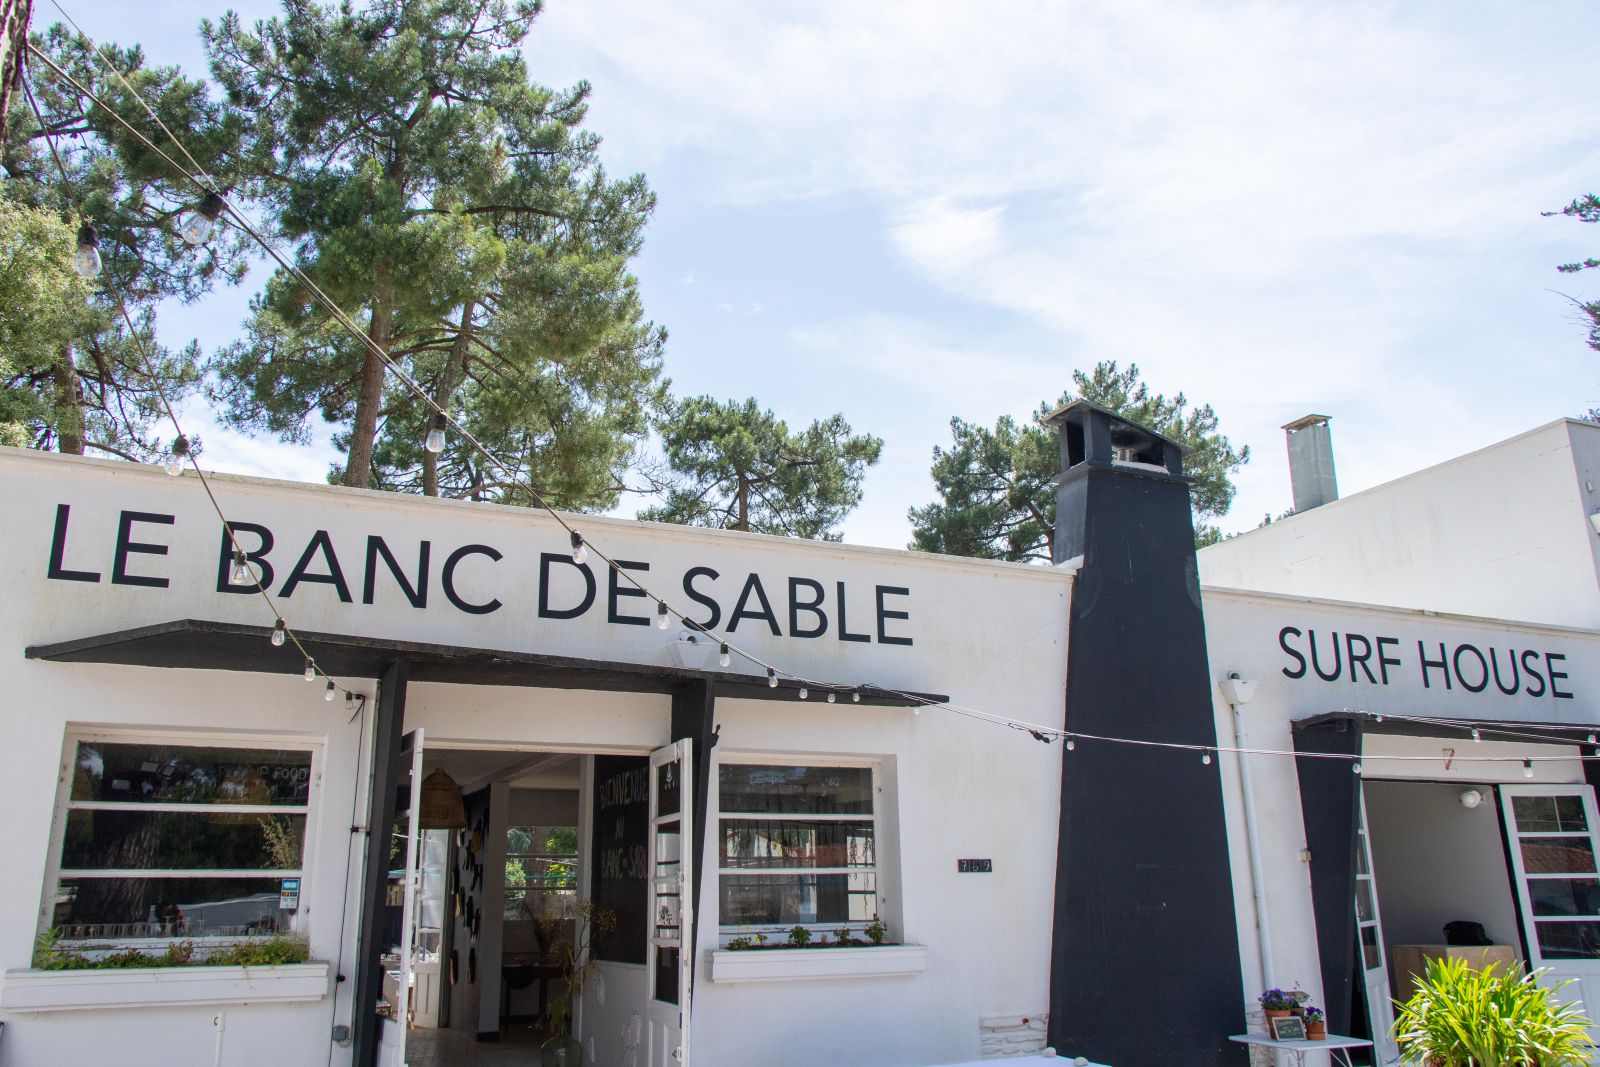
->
(1459, 788), (1486, 810)
(1219, 672), (1258, 705)
(670, 630), (717, 670)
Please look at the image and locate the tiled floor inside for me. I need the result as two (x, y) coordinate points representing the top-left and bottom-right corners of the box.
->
(404, 1020), (550, 1066)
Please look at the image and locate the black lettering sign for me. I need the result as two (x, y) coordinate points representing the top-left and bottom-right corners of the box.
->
(111, 511), (175, 588)
(47, 504), (100, 583)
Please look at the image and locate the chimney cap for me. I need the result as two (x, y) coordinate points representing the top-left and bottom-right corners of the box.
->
(1282, 414), (1332, 432)
(1041, 398), (1193, 456)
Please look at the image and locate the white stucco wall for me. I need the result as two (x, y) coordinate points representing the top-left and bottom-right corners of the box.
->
(0, 448), (1073, 1067)
(1204, 586), (1600, 1031)
(1199, 420), (1600, 629)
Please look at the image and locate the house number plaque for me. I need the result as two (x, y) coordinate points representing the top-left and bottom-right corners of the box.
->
(957, 858), (993, 873)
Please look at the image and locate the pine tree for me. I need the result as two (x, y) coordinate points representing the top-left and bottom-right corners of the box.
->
(204, 0), (664, 501)
(909, 361), (1249, 558)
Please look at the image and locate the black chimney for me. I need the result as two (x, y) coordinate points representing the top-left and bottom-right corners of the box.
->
(1043, 400), (1247, 1066)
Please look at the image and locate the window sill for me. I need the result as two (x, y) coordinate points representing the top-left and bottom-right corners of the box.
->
(709, 945), (927, 983)
(0, 962), (331, 1012)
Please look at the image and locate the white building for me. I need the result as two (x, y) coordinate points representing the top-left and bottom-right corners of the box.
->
(0, 408), (1597, 1067)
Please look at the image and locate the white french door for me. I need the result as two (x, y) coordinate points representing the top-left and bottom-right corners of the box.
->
(645, 740), (693, 1067)
(378, 729), (426, 1067)
(1500, 784), (1600, 1039)
(1355, 789), (1400, 1065)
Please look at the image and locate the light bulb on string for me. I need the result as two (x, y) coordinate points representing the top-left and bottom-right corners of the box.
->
(179, 191), (225, 246)
(304, 660), (317, 682)
(570, 531), (586, 565)
(165, 434), (190, 476)
(799, 686), (809, 700)
(74, 222), (102, 279)
(1471, 728), (1481, 742)
(424, 413), (447, 454)
(324, 679), (337, 701)
(767, 668), (777, 688)
(718, 643), (731, 668)
(827, 691), (836, 703)
(344, 691), (355, 712)
(1066, 739), (1076, 751)
(1201, 750), (1212, 766)
(1588, 734), (1596, 746)
(1352, 762), (1363, 775)
(269, 619), (287, 647)
(1523, 759), (1535, 779)
(231, 549), (251, 586)
(852, 690), (861, 703)
(656, 601), (670, 629)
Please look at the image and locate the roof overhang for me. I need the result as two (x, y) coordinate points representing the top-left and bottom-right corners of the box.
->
(1294, 709), (1595, 745)
(24, 619), (942, 707)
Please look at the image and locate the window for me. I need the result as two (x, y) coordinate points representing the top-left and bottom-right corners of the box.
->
(717, 762), (880, 938)
(47, 736), (314, 942)
(504, 824), (579, 921)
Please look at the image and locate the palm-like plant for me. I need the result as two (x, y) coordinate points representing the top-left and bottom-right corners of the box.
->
(1393, 957), (1591, 1066)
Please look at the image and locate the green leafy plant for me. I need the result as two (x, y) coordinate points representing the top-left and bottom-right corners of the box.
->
(1393, 957), (1591, 1066)
(725, 936), (752, 951)
(787, 926), (812, 947)
(865, 921), (886, 945)
(31, 928), (307, 971)
(546, 900), (618, 1042)
(835, 926), (853, 945)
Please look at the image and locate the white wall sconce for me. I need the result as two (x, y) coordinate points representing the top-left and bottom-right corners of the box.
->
(1219, 672), (1257, 705)
(1459, 788), (1486, 810)
(670, 630), (718, 670)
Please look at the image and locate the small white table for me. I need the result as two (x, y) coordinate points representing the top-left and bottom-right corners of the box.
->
(1230, 1032), (1373, 1067)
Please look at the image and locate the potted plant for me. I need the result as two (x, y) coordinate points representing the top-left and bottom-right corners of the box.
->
(1259, 988), (1297, 1020)
(541, 900), (617, 1067)
(1393, 957), (1590, 1066)
(1302, 1005), (1325, 1040)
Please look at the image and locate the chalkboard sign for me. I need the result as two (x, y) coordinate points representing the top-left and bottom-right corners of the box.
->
(591, 754), (649, 964)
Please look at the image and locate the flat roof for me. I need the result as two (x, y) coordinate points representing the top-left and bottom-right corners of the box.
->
(24, 619), (944, 707)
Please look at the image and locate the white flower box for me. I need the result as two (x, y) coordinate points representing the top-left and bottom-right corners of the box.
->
(0, 962), (331, 1012)
(709, 945), (926, 983)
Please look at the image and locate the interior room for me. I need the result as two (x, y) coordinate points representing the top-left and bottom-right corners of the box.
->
(388, 748), (585, 1065)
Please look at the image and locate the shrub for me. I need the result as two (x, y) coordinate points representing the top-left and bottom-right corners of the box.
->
(787, 926), (812, 947)
(1392, 957), (1591, 1067)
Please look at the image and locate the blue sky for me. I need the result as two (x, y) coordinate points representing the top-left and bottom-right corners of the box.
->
(78, 0), (1600, 547)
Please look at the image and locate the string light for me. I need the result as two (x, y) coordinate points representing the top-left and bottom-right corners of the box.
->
(324, 679), (337, 701)
(1471, 729), (1481, 742)
(570, 531), (586, 565)
(1066, 739), (1076, 751)
(270, 619), (286, 647)
(852, 690), (861, 703)
(1523, 759), (1535, 779)
(1588, 734), (1596, 746)
(52, 33), (1600, 767)
(718, 643), (731, 668)
(73, 222), (102, 279)
(164, 434), (189, 476)
(304, 660), (317, 682)
(231, 549), (251, 585)
(344, 691), (355, 712)
(656, 601), (670, 629)
(179, 191), (224, 246)
(424, 413), (447, 454)
(1201, 750), (1212, 765)
(1352, 762), (1363, 775)
(827, 691), (836, 703)
(799, 686), (809, 700)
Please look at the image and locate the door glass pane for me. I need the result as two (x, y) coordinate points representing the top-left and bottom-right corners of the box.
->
(719, 872), (878, 925)
(1355, 880), (1374, 923)
(1514, 795), (1589, 833)
(1360, 924), (1381, 969)
(720, 820), (876, 868)
(656, 761), (681, 818)
(655, 889), (680, 938)
(1356, 839), (1369, 876)
(1536, 920), (1600, 959)
(719, 765), (873, 814)
(655, 821), (681, 874)
(654, 944), (680, 1005)
(1521, 837), (1598, 875)
(1529, 878), (1600, 917)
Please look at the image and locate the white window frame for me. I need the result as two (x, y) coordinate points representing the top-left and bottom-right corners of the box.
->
(713, 753), (886, 947)
(39, 726), (325, 948)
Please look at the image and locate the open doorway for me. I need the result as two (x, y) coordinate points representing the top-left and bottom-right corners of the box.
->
(376, 740), (693, 1067)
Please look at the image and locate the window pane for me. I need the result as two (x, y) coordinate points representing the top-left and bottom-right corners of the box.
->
(61, 810), (305, 870)
(54, 877), (299, 938)
(1355, 881), (1373, 923)
(70, 743), (311, 806)
(719, 765), (873, 815)
(720, 873), (877, 926)
(720, 820), (875, 869)
(1529, 878), (1600, 917)
(1514, 795), (1589, 834)
(1360, 924), (1381, 970)
(1521, 837), (1598, 875)
(1536, 921), (1600, 959)
(655, 821), (681, 877)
